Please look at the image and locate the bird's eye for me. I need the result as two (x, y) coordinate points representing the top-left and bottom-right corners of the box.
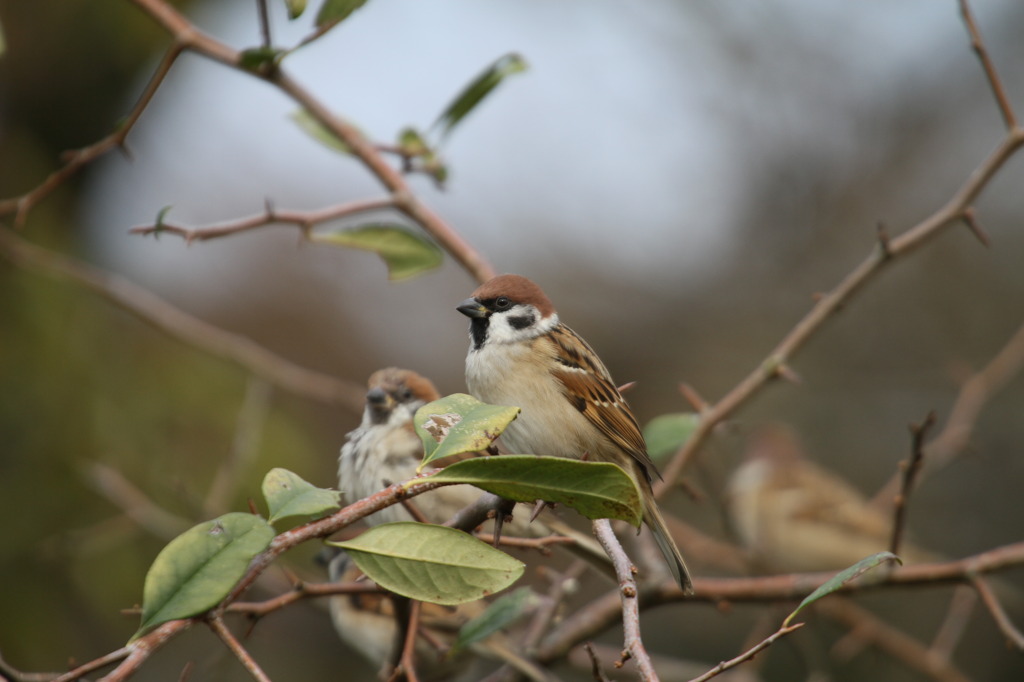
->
(399, 388), (413, 401)
(494, 296), (511, 310)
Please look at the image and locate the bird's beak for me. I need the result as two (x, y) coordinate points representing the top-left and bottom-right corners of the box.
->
(366, 387), (391, 412)
(456, 298), (488, 319)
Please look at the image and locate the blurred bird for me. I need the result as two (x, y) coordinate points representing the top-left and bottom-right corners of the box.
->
(726, 423), (935, 573)
(457, 275), (692, 592)
(327, 551), (489, 681)
(338, 367), (606, 542)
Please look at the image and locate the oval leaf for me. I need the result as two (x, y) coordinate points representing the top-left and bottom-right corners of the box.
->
(433, 53), (528, 139)
(311, 224), (443, 281)
(283, 0), (306, 19)
(135, 513), (275, 638)
(330, 523), (524, 605)
(643, 413), (699, 462)
(453, 586), (537, 653)
(316, 0), (368, 27)
(414, 394), (520, 470)
(290, 108), (357, 154)
(784, 551), (902, 627)
(425, 455), (642, 526)
(262, 467), (340, 524)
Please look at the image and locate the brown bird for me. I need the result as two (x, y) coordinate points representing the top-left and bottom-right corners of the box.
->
(457, 274), (693, 592)
(726, 424), (935, 573)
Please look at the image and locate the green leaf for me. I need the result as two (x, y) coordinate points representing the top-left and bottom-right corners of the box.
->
(152, 205), (173, 235)
(330, 523), (524, 605)
(135, 513), (275, 639)
(433, 53), (528, 139)
(310, 224), (443, 281)
(398, 127), (430, 157)
(643, 413), (699, 462)
(426, 456), (642, 527)
(239, 46), (283, 72)
(262, 467), (340, 524)
(283, 0), (307, 19)
(290, 109), (357, 155)
(452, 586), (536, 653)
(414, 394), (520, 470)
(784, 551), (902, 627)
(316, 0), (368, 27)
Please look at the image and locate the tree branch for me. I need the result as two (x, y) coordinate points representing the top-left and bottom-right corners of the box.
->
(208, 616), (272, 682)
(890, 412), (934, 557)
(592, 519), (658, 681)
(657, 17), (1024, 492)
(0, 227), (365, 411)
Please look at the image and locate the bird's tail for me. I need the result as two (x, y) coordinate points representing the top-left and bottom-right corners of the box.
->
(641, 488), (693, 594)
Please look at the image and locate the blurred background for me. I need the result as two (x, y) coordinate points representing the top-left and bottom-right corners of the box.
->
(2, 0), (1024, 679)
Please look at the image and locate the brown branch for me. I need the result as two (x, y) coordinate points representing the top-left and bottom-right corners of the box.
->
(872, 318), (1024, 507)
(657, 106), (1024, 496)
(537, 540), (1024, 664)
(0, 228), (365, 411)
(928, 586), (977, 662)
(228, 580), (383, 618)
(130, 197), (396, 244)
(688, 623), (804, 682)
(818, 598), (972, 682)
(389, 599), (423, 682)
(959, 0), (1017, 129)
(72, 620), (192, 682)
(592, 519), (657, 681)
(208, 616), (272, 682)
(0, 43), (183, 228)
(969, 574), (1024, 651)
(890, 411), (935, 557)
(127, 0), (495, 284)
(83, 462), (191, 540)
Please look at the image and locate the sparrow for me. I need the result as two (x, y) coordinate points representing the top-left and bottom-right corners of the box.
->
(726, 423), (935, 573)
(339, 367), (580, 540)
(457, 274), (693, 592)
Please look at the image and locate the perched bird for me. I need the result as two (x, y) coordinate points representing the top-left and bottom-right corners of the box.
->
(726, 424), (934, 573)
(457, 274), (693, 592)
(339, 367), (587, 539)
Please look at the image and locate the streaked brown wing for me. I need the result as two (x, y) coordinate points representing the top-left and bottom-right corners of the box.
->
(546, 325), (661, 481)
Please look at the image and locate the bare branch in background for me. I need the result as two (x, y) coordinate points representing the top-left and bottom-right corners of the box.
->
(657, 0), (1024, 492)
(0, 44), (183, 228)
(130, 197), (396, 244)
(0, 228), (365, 412)
(889, 412), (934, 557)
(688, 623), (803, 682)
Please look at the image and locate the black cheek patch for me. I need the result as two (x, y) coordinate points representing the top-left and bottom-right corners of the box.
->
(508, 313), (535, 330)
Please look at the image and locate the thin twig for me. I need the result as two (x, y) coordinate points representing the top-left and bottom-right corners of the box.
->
(583, 642), (612, 682)
(208, 616), (272, 682)
(0, 228), (365, 411)
(592, 519), (657, 681)
(128, 0), (496, 283)
(537, 540), (1024, 664)
(130, 197), (396, 244)
(255, 0), (271, 50)
(890, 411), (935, 557)
(204, 377), (273, 517)
(873, 319), (1024, 506)
(0, 43), (184, 228)
(818, 598), (972, 682)
(969, 574), (1024, 651)
(687, 623), (804, 682)
(928, 586), (976, 662)
(83, 462), (191, 540)
(656, 5), (1024, 492)
(958, 0), (1017, 129)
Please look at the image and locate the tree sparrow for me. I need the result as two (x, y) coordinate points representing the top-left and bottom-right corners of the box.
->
(339, 367), (553, 537)
(456, 274), (693, 592)
(726, 423), (934, 573)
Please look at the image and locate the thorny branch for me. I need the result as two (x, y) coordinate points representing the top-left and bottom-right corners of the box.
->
(889, 411), (935, 557)
(656, 0), (1024, 493)
(592, 519), (658, 681)
(208, 616), (272, 682)
(129, 197), (396, 244)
